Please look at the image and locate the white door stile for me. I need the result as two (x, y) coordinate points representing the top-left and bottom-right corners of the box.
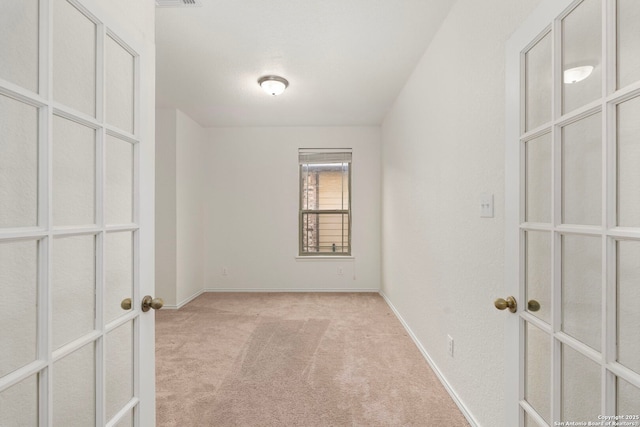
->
(550, 12), (561, 415)
(132, 131), (143, 427)
(504, 13), (521, 426)
(95, 14), (107, 426)
(136, 29), (156, 426)
(42, 3), (54, 419)
(601, 1), (612, 416)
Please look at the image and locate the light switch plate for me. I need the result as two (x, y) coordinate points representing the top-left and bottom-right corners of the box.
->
(480, 193), (494, 218)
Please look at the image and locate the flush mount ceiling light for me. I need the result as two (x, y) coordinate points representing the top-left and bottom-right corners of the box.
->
(563, 65), (594, 84)
(258, 75), (289, 96)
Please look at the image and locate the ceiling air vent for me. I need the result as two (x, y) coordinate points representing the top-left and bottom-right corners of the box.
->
(156, 0), (202, 7)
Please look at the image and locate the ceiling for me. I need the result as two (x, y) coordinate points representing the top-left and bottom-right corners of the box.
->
(155, 0), (456, 128)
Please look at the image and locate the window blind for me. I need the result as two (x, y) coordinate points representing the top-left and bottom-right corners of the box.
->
(298, 149), (352, 165)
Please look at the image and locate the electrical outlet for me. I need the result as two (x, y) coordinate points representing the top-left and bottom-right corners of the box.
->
(337, 267), (344, 276)
(222, 267), (228, 276)
(447, 335), (454, 357)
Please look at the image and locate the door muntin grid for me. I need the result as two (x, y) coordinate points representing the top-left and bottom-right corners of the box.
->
(517, 0), (640, 424)
(0, 0), (142, 425)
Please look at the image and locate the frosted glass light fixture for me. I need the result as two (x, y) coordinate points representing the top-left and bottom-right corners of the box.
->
(563, 65), (594, 84)
(258, 75), (289, 96)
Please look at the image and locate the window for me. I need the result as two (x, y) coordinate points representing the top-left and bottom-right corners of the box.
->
(299, 149), (352, 256)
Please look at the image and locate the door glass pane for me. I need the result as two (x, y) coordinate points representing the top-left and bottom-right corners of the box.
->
(106, 321), (133, 421)
(52, 235), (96, 349)
(526, 323), (550, 423)
(562, 113), (602, 225)
(106, 232), (133, 323)
(0, 95), (38, 228)
(562, 0), (602, 114)
(617, 0), (640, 89)
(0, 375), (38, 426)
(106, 135), (133, 225)
(526, 32), (552, 131)
(617, 376), (640, 416)
(526, 133), (552, 223)
(562, 345), (600, 422)
(53, 343), (95, 426)
(562, 235), (601, 351)
(0, 0), (39, 93)
(526, 231), (551, 324)
(53, 0), (96, 116)
(53, 115), (95, 226)
(106, 36), (135, 134)
(0, 240), (38, 377)
(617, 240), (640, 375)
(617, 96), (640, 227)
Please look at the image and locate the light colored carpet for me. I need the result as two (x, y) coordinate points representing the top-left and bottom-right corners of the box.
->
(156, 292), (469, 427)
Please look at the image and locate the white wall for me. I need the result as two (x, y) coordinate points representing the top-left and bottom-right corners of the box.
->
(155, 109), (177, 307)
(155, 108), (206, 307)
(176, 110), (205, 304)
(204, 127), (381, 291)
(380, 0), (541, 426)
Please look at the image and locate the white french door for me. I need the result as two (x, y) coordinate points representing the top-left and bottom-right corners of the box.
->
(0, 0), (156, 426)
(505, 0), (640, 425)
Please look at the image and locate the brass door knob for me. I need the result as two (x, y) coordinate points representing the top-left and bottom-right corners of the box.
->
(141, 295), (164, 312)
(121, 298), (132, 310)
(528, 300), (541, 312)
(494, 296), (517, 313)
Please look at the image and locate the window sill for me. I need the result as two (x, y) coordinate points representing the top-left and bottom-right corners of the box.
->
(295, 256), (355, 261)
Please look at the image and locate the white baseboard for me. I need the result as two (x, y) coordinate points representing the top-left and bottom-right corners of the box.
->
(203, 288), (380, 293)
(379, 291), (479, 427)
(161, 289), (204, 310)
(177, 288), (204, 308)
(163, 288), (379, 309)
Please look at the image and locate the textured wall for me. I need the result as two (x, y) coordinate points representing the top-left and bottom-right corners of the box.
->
(204, 127), (381, 291)
(176, 110), (206, 304)
(155, 109), (178, 306)
(155, 108), (207, 307)
(380, 0), (541, 425)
